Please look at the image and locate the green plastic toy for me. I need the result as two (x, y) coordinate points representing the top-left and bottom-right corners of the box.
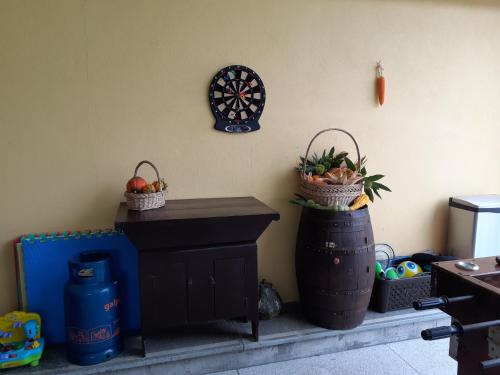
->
(385, 267), (399, 280)
(375, 261), (385, 280)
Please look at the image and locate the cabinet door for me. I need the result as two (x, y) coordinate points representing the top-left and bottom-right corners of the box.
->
(213, 257), (246, 319)
(140, 252), (188, 333)
(188, 258), (214, 322)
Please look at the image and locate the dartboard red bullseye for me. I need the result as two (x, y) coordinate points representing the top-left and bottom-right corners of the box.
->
(209, 65), (266, 133)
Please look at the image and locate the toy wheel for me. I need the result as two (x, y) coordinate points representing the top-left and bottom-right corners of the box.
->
(30, 360), (40, 367)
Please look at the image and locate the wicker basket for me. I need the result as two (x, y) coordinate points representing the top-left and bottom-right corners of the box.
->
(299, 128), (363, 206)
(124, 160), (166, 211)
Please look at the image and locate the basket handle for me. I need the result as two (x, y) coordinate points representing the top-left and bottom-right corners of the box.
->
(301, 128), (361, 176)
(133, 160), (162, 183)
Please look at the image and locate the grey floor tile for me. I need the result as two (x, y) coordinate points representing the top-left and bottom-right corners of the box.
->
(387, 338), (457, 375)
(237, 345), (419, 375)
(320, 345), (419, 375)
(237, 355), (344, 375)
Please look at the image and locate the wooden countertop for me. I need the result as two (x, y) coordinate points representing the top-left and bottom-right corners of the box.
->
(114, 196), (280, 250)
(115, 196), (280, 225)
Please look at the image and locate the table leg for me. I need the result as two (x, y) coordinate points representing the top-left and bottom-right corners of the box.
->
(456, 330), (490, 375)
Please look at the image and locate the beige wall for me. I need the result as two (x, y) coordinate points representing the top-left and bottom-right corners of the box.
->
(1, 0), (500, 314)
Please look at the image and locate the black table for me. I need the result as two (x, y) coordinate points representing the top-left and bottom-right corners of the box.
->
(115, 197), (279, 353)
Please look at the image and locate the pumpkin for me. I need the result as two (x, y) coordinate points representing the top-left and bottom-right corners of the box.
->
(126, 177), (147, 193)
(142, 184), (156, 194)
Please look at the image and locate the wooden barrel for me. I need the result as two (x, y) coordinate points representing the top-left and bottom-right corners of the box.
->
(295, 206), (375, 329)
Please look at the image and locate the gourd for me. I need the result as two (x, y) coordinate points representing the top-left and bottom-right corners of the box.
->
(350, 194), (369, 211)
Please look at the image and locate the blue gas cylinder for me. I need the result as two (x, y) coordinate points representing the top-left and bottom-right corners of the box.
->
(64, 251), (121, 365)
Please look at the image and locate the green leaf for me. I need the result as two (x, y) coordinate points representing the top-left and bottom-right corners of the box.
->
(334, 151), (348, 160)
(344, 157), (356, 171)
(365, 188), (374, 202)
(294, 193), (307, 200)
(373, 188), (382, 199)
(322, 150), (326, 161)
(332, 159), (342, 168)
(289, 199), (307, 206)
(300, 156), (312, 166)
(364, 180), (372, 189)
(364, 174), (385, 182)
(372, 182), (391, 192)
(356, 157), (367, 171)
(360, 166), (367, 176)
(328, 146), (335, 158)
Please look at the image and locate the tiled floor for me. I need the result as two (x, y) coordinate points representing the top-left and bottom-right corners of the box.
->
(208, 338), (457, 375)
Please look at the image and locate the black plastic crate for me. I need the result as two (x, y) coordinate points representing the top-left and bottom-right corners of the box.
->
(369, 272), (432, 313)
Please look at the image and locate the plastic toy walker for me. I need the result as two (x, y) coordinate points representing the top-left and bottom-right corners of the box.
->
(0, 311), (44, 369)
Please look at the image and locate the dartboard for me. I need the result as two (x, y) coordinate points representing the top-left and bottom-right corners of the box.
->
(208, 65), (266, 133)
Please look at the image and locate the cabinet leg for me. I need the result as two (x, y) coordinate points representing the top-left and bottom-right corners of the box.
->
(251, 319), (259, 341)
(141, 337), (146, 357)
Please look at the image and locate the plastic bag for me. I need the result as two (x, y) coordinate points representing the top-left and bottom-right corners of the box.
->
(258, 279), (282, 320)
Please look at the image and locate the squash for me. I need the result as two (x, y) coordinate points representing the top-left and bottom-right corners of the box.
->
(350, 194), (369, 211)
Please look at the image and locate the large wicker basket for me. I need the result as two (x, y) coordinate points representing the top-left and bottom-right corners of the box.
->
(124, 160), (166, 211)
(299, 128), (363, 206)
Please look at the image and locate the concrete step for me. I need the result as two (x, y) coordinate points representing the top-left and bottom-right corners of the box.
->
(9, 309), (450, 375)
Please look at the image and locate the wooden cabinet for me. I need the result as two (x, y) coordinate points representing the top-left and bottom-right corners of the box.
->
(115, 197), (279, 353)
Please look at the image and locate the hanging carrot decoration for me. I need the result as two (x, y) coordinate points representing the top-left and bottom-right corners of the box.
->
(376, 61), (385, 106)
